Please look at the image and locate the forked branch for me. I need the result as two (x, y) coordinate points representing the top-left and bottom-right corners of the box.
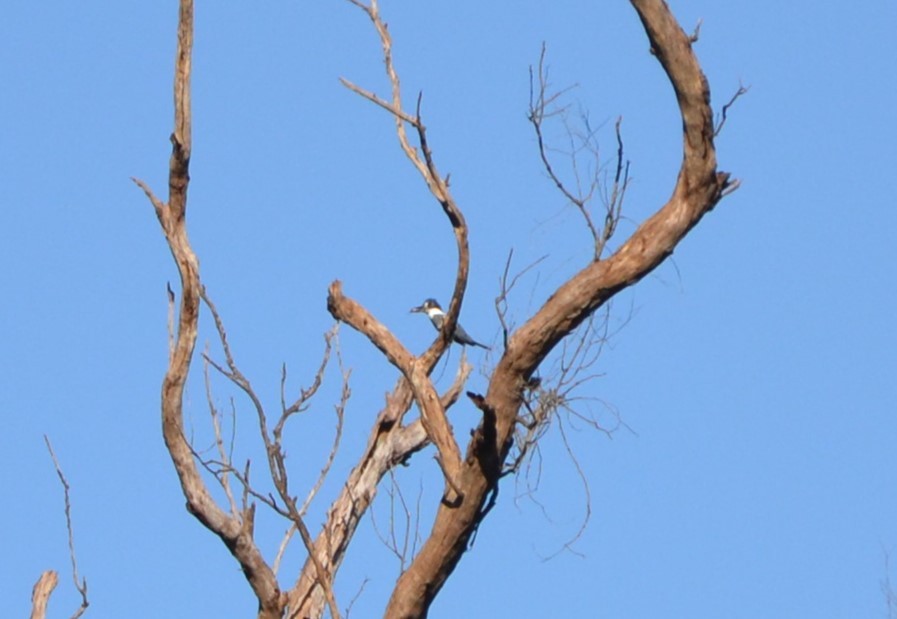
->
(327, 281), (464, 499)
(134, 1), (284, 617)
(715, 81), (751, 136)
(31, 438), (90, 619)
(335, 0), (477, 506)
(135, 1), (741, 618)
(341, 0), (471, 368)
(200, 289), (343, 619)
(285, 358), (472, 617)
(384, 1), (739, 616)
(528, 44), (630, 260)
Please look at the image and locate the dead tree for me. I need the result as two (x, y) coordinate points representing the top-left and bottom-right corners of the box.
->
(135, 0), (739, 617)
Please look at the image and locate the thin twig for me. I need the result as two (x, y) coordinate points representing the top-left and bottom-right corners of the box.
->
(199, 288), (342, 618)
(203, 351), (239, 517)
(300, 332), (351, 516)
(528, 46), (600, 253)
(344, 577), (370, 619)
(339, 78), (419, 126)
(273, 524), (297, 575)
(689, 18), (703, 43)
(528, 44), (628, 260)
(538, 416), (591, 560)
(599, 117), (631, 256)
(715, 82), (750, 136)
(495, 250), (547, 349)
(43, 436), (89, 619)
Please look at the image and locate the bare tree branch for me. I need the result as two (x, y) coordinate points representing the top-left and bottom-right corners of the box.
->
(43, 436), (89, 619)
(285, 358), (472, 617)
(138, 1), (740, 617)
(344, 577), (370, 619)
(528, 44), (631, 261)
(715, 81), (751, 136)
(508, 306), (620, 488)
(203, 352), (240, 518)
(273, 524), (297, 577)
(197, 280), (473, 617)
(527, 43), (629, 260)
(327, 281), (464, 500)
(300, 334), (351, 517)
(689, 18), (703, 43)
(200, 288), (343, 619)
(369, 471), (421, 573)
(383, 1), (739, 614)
(529, 45), (601, 254)
(30, 571), (58, 619)
(495, 249), (548, 351)
(338, 78), (418, 126)
(537, 416), (592, 560)
(340, 0), (472, 371)
(133, 2), (284, 617)
(601, 117), (631, 250)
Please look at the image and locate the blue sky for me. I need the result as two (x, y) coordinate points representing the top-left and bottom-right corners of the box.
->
(2, 1), (896, 617)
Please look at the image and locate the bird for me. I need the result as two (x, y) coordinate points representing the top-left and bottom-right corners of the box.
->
(410, 298), (489, 349)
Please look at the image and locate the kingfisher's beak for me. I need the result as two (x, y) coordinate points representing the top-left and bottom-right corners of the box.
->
(410, 304), (424, 313)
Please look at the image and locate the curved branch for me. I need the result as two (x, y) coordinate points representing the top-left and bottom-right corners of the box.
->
(384, 1), (738, 616)
(285, 361), (472, 617)
(327, 281), (463, 496)
(506, 0), (735, 382)
(29, 571), (57, 619)
(341, 0), (471, 367)
(134, 2), (283, 617)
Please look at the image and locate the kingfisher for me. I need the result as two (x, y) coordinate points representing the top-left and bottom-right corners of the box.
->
(410, 298), (490, 349)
